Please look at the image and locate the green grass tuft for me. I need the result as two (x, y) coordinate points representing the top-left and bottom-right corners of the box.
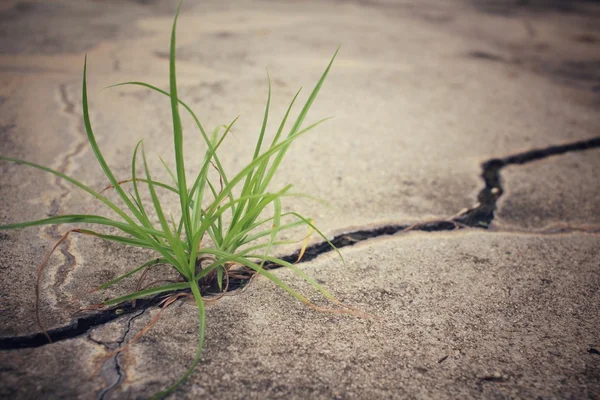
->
(0, 2), (344, 397)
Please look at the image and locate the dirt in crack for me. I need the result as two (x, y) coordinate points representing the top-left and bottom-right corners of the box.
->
(2, 136), (599, 350)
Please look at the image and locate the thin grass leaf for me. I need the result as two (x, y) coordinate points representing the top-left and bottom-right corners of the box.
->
(257, 48), (339, 194)
(189, 117), (239, 231)
(0, 214), (166, 243)
(244, 88), (302, 215)
(295, 221), (314, 262)
(101, 178), (179, 196)
(0, 157), (150, 238)
(97, 258), (167, 291)
(107, 81), (239, 218)
(204, 179), (223, 245)
(254, 72), (271, 160)
(199, 249), (316, 306)
(222, 210), (306, 249)
(289, 47), (339, 137)
(159, 156), (178, 186)
(271, 88), (302, 148)
(131, 141), (152, 227)
(141, 144), (188, 276)
(103, 282), (189, 306)
(287, 211), (345, 265)
(152, 281), (205, 399)
(230, 73), (272, 228)
(258, 116), (334, 194)
(107, 82), (231, 188)
(74, 225), (181, 269)
(74, 228), (166, 250)
(0, 214), (112, 231)
(202, 119), (327, 224)
(223, 187), (291, 253)
(216, 267), (224, 291)
(187, 180), (294, 274)
(234, 238), (309, 256)
(167, 3), (192, 247)
(247, 254), (335, 301)
(83, 56), (148, 227)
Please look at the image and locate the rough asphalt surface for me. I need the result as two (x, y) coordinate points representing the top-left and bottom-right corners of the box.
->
(0, 0), (599, 399)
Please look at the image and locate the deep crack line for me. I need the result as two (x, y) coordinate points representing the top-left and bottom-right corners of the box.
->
(1, 136), (599, 350)
(0, 222), (461, 350)
(454, 136), (600, 228)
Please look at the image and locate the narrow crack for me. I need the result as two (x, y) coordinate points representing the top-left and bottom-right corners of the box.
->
(97, 309), (145, 400)
(40, 83), (89, 312)
(87, 334), (110, 349)
(1, 136), (598, 350)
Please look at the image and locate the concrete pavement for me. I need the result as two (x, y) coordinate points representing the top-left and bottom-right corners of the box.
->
(1, 0), (599, 398)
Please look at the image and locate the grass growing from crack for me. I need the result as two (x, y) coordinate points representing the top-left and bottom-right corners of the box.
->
(0, 3), (349, 398)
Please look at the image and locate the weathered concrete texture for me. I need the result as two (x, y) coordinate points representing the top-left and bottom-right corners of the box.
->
(2, 232), (598, 399)
(1, 0), (600, 398)
(0, 0), (195, 54)
(119, 232), (600, 400)
(0, 337), (105, 399)
(2, 0), (600, 235)
(1, 0), (600, 337)
(496, 148), (600, 230)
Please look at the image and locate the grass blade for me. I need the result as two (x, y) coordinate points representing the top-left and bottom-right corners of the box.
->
(230, 73), (272, 228)
(103, 282), (189, 306)
(131, 141), (152, 228)
(82, 56), (148, 226)
(258, 47), (339, 193)
(152, 281), (205, 399)
(167, 2), (192, 247)
(97, 258), (167, 290)
(141, 144), (188, 276)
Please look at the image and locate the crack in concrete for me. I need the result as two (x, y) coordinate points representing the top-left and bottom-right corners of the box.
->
(0, 295), (164, 349)
(39, 83), (89, 314)
(1, 136), (599, 350)
(87, 334), (110, 349)
(454, 136), (600, 228)
(97, 309), (145, 400)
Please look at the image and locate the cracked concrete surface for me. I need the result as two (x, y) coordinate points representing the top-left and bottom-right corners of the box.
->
(2, 232), (599, 399)
(496, 148), (600, 230)
(1, 0), (599, 398)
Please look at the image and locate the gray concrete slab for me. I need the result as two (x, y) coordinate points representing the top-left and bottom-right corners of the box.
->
(1, 0), (599, 398)
(2, 232), (599, 399)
